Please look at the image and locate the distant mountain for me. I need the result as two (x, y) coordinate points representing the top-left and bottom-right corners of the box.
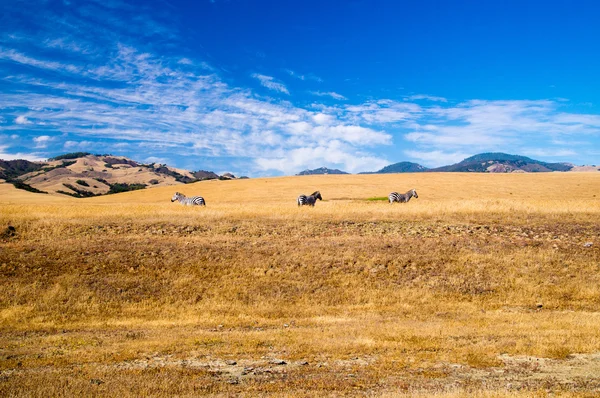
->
(296, 167), (349, 175)
(430, 153), (574, 173)
(0, 152), (244, 197)
(361, 161), (428, 174)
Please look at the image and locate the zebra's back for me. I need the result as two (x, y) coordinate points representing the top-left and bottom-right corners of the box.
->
(183, 196), (206, 206)
(388, 192), (401, 203)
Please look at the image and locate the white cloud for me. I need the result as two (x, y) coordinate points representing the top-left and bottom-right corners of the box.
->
(0, 48), (80, 74)
(343, 100), (422, 124)
(523, 148), (577, 158)
(0, 145), (46, 162)
(251, 73), (290, 94)
(406, 94), (448, 102)
(144, 156), (171, 165)
(310, 91), (347, 100)
(404, 150), (470, 168)
(312, 113), (335, 125)
(33, 135), (53, 148)
(15, 115), (31, 124)
(255, 142), (389, 174)
(64, 140), (93, 149)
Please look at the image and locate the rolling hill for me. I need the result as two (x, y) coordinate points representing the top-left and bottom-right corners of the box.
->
(430, 153), (574, 173)
(0, 153), (240, 197)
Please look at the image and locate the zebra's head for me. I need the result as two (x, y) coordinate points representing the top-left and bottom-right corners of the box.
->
(171, 192), (182, 202)
(411, 189), (418, 198)
(312, 191), (323, 201)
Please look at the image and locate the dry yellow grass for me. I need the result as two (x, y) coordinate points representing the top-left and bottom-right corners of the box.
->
(1, 173), (600, 396)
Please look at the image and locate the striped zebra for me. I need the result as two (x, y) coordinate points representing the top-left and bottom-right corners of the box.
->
(388, 189), (418, 204)
(297, 191), (323, 207)
(171, 192), (206, 206)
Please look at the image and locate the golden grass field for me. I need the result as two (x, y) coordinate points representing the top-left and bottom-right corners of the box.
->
(1, 172), (600, 397)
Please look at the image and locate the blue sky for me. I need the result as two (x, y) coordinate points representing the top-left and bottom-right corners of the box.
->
(1, 0), (599, 175)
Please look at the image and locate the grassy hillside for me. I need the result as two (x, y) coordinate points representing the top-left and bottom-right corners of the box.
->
(1, 173), (600, 396)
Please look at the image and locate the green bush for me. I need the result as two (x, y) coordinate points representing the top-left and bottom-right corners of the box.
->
(49, 152), (90, 161)
(61, 183), (98, 198)
(107, 183), (147, 194)
(9, 180), (48, 194)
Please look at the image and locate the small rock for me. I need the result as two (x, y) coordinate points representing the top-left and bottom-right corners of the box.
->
(226, 378), (239, 385)
(90, 378), (104, 385)
(283, 324), (289, 328)
(584, 242), (593, 248)
(536, 303), (543, 309)
(298, 360), (309, 366)
(270, 359), (286, 365)
(225, 360), (237, 366)
(217, 324), (224, 329)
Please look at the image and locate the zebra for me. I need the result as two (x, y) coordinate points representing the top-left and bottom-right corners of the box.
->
(297, 191), (323, 207)
(171, 192), (206, 206)
(388, 189), (418, 204)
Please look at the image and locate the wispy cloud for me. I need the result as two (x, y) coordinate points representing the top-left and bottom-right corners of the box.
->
(0, 5), (389, 175)
(284, 69), (323, 83)
(0, 145), (46, 161)
(33, 135), (53, 148)
(251, 74), (290, 95)
(310, 91), (347, 100)
(403, 150), (470, 168)
(406, 94), (448, 102)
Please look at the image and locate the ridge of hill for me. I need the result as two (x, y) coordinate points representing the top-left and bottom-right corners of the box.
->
(361, 161), (428, 174)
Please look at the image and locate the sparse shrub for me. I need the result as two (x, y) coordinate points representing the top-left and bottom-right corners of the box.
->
(94, 178), (110, 186)
(8, 180), (48, 194)
(76, 179), (89, 187)
(61, 183), (98, 198)
(107, 183), (146, 194)
(149, 179), (159, 185)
